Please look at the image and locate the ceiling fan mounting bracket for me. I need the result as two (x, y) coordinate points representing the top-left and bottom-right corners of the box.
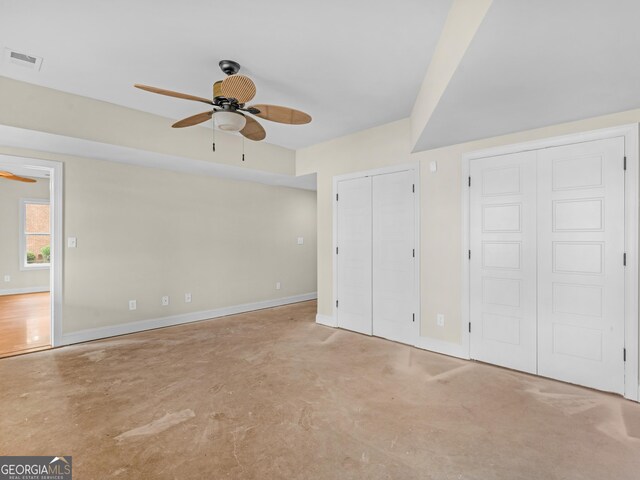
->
(219, 60), (241, 76)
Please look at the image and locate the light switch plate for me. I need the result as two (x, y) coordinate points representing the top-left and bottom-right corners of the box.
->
(276, 282), (281, 290)
(430, 160), (438, 173)
(3, 275), (10, 282)
(184, 293), (192, 303)
(297, 237), (304, 245)
(67, 237), (77, 248)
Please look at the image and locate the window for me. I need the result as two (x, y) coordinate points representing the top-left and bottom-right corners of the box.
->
(20, 199), (50, 269)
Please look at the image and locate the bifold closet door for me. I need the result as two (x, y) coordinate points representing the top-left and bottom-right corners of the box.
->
(336, 176), (372, 335)
(537, 138), (625, 394)
(372, 170), (415, 345)
(469, 151), (538, 374)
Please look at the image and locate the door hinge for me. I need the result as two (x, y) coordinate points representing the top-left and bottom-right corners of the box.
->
(624, 252), (627, 266)
(624, 156), (627, 170)
(624, 348), (627, 362)
(412, 248), (415, 258)
(412, 184), (415, 193)
(336, 246), (339, 255)
(468, 250), (471, 260)
(468, 176), (471, 187)
(336, 193), (339, 201)
(412, 313), (415, 323)
(468, 322), (471, 333)
(336, 300), (339, 308)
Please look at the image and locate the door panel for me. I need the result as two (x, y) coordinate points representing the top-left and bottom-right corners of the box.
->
(537, 138), (625, 394)
(470, 151), (537, 374)
(336, 177), (372, 335)
(372, 170), (415, 344)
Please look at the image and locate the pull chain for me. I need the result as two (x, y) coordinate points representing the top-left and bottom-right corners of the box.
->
(212, 115), (216, 152)
(242, 135), (245, 162)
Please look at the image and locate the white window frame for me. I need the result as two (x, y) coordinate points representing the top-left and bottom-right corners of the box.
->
(20, 198), (51, 271)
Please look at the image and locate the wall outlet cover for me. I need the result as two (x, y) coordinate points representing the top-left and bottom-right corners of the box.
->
(185, 293), (192, 303)
(161, 296), (170, 306)
(437, 314), (445, 327)
(129, 300), (137, 311)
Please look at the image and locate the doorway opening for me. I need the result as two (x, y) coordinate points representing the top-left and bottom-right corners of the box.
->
(0, 155), (63, 357)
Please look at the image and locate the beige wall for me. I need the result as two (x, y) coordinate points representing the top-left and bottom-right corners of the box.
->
(0, 178), (50, 292)
(297, 109), (640, 345)
(0, 78), (316, 335)
(1, 146), (317, 335)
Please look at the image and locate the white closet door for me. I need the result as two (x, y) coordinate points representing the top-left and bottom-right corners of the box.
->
(372, 170), (416, 344)
(336, 176), (372, 335)
(470, 151), (538, 374)
(537, 138), (625, 394)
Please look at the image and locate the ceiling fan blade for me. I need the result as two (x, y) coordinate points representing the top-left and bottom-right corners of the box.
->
(172, 111), (214, 128)
(240, 115), (266, 141)
(134, 84), (213, 105)
(250, 104), (312, 125)
(0, 171), (37, 183)
(220, 75), (256, 104)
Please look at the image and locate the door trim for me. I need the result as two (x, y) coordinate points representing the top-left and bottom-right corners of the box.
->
(461, 124), (639, 401)
(332, 163), (421, 344)
(0, 154), (64, 348)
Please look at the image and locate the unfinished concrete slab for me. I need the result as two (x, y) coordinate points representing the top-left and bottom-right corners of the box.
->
(1, 300), (639, 479)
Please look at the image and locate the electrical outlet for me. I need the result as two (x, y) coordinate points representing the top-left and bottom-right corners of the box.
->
(276, 282), (281, 290)
(437, 314), (445, 327)
(3, 275), (9, 282)
(67, 237), (77, 248)
(129, 300), (137, 311)
(161, 296), (170, 306)
(184, 293), (192, 303)
(297, 237), (304, 245)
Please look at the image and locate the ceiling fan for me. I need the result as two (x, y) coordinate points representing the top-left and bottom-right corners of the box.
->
(0, 171), (36, 183)
(134, 60), (312, 143)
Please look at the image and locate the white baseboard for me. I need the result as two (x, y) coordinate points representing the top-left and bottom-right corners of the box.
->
(315, 314), (337, 327)
(0, 286), (50, 296)
(61, 292), (317, 346)
(413, 336), (470, 360)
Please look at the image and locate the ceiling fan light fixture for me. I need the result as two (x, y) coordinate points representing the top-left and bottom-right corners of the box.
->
(214, 111), (246, 132)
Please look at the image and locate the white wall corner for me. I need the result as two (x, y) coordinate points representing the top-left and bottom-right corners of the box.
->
(315, 314), (337, 328)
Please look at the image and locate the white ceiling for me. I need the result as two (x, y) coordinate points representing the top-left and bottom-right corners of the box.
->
(414, 0), (640, 151)
(0, 0), (451, 150)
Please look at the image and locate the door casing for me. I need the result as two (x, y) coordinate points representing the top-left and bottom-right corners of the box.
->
(333, 163), (421, 344)
(0, 154), (64, 348)
(462, 124), (639, 401)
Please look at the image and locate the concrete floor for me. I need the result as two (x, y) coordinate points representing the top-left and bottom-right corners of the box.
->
(1, 300), (639, 479)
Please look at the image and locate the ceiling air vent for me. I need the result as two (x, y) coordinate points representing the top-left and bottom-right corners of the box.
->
(4, 48), (43, 71)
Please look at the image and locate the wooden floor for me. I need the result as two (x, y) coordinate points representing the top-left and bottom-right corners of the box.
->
(0, 292), (50, 358)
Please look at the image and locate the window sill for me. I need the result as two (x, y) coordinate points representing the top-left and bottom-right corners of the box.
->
(20, 265), (51, 272)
